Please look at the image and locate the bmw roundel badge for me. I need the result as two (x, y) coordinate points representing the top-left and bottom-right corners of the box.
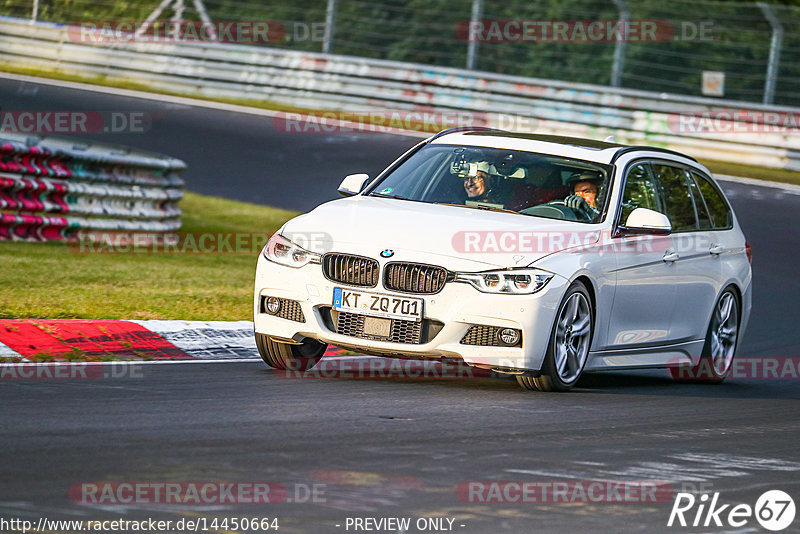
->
(380, 249), (394, 258)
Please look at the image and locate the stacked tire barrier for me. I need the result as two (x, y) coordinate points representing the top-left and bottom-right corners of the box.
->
(0, 133), (185, 241)
(0, 17), (799, 170)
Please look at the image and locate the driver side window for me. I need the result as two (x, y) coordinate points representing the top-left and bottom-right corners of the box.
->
(620, 163), (661, 224)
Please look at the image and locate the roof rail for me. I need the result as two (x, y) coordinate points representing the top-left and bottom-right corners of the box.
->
(426, 126), (505, 143)
(610, 146), (698, 163)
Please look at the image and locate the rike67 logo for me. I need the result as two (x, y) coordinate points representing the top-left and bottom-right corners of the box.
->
(668, 490), (795, 531)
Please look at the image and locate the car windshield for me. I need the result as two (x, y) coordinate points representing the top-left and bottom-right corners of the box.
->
(365, 144), (613, 223)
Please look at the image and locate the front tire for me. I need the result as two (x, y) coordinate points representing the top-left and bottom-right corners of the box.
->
(517, 281), (593, 392)
(670, 288), (739, 383)
(255, 333), (326, 371)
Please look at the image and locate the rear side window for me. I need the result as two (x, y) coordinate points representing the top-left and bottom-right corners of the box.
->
(686, 173), (712, 230)
(692, 172), (733, 229)
(620, 163), (661, 224)
(652, 164), (697, 232)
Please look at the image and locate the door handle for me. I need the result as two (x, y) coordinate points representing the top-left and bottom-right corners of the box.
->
(709, 244), (726, 255)
(663, 251), (680, 262)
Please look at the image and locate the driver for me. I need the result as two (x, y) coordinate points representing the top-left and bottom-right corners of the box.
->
(564, 171), (602, 220)
(462, 160), (502, 204)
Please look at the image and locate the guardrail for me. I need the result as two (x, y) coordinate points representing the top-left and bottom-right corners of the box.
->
(0, 17), (799, 171)
(0, 132), (185, 241)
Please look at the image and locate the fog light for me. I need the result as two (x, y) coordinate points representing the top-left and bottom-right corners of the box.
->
(265, 296), (281, 314)
(498, 328), (520, 346)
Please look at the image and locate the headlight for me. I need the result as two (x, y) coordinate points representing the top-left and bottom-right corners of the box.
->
(262, 233), (321, 268)
(453, 269), (553, 294)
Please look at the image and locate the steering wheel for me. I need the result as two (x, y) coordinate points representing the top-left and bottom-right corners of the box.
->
(519, 201), (579, 221)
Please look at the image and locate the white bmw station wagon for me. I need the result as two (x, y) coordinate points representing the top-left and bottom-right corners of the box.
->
(254, 129), (752, 391)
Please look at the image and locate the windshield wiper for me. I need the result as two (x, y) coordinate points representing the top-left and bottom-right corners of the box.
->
(370, 192), (409, 201)
(434, 202), (520, 215)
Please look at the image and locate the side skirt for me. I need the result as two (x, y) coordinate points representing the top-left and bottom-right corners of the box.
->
(585, 339), (705, 371)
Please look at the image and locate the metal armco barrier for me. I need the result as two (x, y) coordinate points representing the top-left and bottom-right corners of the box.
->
(0, 132), (185, 241)
(0, 17), (799, 171)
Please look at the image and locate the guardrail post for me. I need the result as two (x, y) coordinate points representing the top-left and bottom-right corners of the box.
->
(466, 0), (483, 70)
(758, 2), (783, 105)
(322, 0), (338, 54)
(30, 0), (38, 23)
(611, 0), (629, 87)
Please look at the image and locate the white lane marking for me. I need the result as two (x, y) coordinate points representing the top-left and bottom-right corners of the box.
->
(507, 453), (800, 483)
(130, 319), (255, 331)
(130, 319), (258, 359)
(673, 452), (800, 472)
(132, 320), (375, 360)
(0, 72), (426, 138)
(0, 340), (23, 360)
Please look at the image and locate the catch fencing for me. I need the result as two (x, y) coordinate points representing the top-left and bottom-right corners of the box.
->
(0, 16), (799, 171)
(0, 132), (185, 241)
(3, 0), (800, 107)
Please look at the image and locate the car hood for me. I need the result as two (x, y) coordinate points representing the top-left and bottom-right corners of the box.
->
(281, 195), (601, 271)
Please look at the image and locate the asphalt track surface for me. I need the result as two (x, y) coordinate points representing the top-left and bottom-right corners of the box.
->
(2, 75), (800, 533)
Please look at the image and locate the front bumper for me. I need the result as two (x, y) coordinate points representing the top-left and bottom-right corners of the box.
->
(253, 254), (568, 371)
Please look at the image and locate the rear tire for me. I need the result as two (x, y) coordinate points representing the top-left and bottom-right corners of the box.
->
(669, 288), (739, 384)
(255, 333), (326, 371)
(516, 281), (593, 392)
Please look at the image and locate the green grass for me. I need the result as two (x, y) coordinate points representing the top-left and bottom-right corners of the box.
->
(0, 192), (298, 320)
(700, 159), (800, 186)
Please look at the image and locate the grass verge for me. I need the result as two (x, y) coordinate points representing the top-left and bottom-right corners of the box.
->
(700, 160), (800, 186)
(0, 64), (321, 117)
(0, 192), (297, 320)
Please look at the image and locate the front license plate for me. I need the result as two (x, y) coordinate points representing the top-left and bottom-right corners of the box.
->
(332, 288), (423, 322)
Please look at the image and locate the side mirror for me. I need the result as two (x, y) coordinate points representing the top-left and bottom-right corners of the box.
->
(620, 208), (672, 235)
(338, 173), (371, 196)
